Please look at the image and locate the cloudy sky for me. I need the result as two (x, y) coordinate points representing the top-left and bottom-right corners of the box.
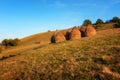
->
(0, 0), (120, 41)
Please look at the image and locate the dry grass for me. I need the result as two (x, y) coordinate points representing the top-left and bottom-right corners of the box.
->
(0, 26), (120, 80)
(96, 23), (115, 31)
(0, 44), (41, 59)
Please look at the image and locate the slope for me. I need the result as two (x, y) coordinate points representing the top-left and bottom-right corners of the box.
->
(0, 23), (115, 60)
(0, 28), (120, 80)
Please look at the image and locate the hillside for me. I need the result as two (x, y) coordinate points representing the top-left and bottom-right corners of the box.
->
(1, 23), (114, 56)
(0, 24), (120, 80)
(19, 23), (115, 45)
(21, 23), (115, 45)
(20, 29), (67, 46)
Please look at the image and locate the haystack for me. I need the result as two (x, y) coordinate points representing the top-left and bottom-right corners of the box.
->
(65, 28), (72, 40)
(79, 26), (86, 37)
(51, 30), (66, 43)
(85, 25), (96, 37)
(70, 26), (81, 40)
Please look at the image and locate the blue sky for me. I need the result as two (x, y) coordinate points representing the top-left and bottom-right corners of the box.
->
(0, 0), (120, 42)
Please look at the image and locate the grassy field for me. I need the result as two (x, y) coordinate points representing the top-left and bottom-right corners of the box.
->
(0, 26), (120, 79)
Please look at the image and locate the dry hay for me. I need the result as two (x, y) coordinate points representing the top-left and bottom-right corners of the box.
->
(51, 30), (66, 43)
(80, 26), (86, 37)
(65, 28), (72, 40)
(85, 25), (96, 37)
(70, 26), (81, 40)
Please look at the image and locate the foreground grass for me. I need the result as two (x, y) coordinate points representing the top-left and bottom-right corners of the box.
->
(0, 29), (120, 80)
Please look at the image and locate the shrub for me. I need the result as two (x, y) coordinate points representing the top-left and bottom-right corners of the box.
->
(112, 16), (120, 23)
(95, 24), (102, 29)
(48, 30), (51, 32)
(2, 38), (20, 46)
(95, 19), (104, 24)
(114, 23), (120, 28)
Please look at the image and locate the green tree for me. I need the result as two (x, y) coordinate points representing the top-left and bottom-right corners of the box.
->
(82, 19), (92, 26)
(96, 19), (104, 24)
(112, 16), (120, 23)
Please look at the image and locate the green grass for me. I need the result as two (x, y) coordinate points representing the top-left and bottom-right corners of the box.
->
(0, 28), (120, 80)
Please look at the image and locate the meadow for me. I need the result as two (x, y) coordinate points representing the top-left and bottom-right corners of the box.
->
(0, 24), (120, 80)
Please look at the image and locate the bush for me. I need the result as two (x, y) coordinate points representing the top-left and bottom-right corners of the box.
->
(48, 30), (51, 32)
(95, 24), (102, 29)
(114, 22), (120, 28)
(112, 16), (120, 23)
(82, 19), (92, 26)
(2, 38), (20, 46)
(95, 19), (104, 24)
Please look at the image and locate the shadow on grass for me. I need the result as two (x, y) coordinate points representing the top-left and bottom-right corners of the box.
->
(0, 53), (21, 61)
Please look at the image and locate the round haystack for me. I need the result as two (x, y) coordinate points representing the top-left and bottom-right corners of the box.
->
(70, 26), (81, 40)
(65, 28), (72, 40)
(51, 30), (66, 43)
(85, 25), (96, 37)
(80, 26), (86, 37)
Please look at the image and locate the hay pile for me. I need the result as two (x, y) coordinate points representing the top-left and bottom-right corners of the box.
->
(65, 28), (72, 40)
(51, 30), (66, 43)
(80, 26), (86, 37)
(85, 25), (96, 37)
(70, 27), (81, 40)
(50, 25), (96, 43)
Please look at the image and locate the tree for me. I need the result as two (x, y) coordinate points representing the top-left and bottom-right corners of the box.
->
(82, 19), (92, 26)
(96, 19), (104, 24)
(112, 16), (120, 23)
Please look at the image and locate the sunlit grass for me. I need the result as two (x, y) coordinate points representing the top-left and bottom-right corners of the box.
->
(0, 28), (120, 80)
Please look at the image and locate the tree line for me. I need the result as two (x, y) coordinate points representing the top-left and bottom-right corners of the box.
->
(82, 16), (120, 28)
